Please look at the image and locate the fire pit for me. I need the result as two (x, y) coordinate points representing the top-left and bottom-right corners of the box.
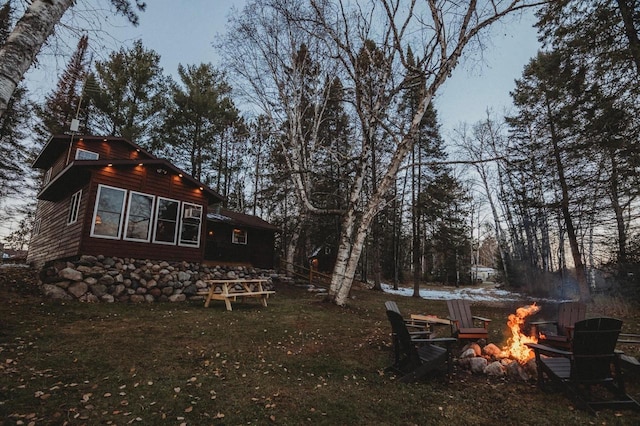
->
(457, 303), (541, 380)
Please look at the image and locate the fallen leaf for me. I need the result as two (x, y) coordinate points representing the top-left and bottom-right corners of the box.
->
(184, 406), (193, 413)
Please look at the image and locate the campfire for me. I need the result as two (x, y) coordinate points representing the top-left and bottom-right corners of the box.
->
(500, 303), (541, 363)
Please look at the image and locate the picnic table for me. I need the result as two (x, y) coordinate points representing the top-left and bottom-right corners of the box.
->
(198, 279), (275, 311)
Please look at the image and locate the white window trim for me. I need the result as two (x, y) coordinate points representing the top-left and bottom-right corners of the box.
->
(123, 190), (155, 243)
(90, 184), (126, 240)
(67, 189), (82, 225)
(75, 148), (99, 160)
(232, 228), (248, 245)
(178, 202), (202, 248)
(152, 196), (180, 245)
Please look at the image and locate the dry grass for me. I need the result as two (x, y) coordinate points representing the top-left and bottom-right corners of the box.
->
(1, 267), (639, 425)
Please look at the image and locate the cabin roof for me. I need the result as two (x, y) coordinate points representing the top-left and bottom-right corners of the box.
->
(37, 158), (225, 203)
(207, 208), (279, 231)
(32, 134), (154, 169)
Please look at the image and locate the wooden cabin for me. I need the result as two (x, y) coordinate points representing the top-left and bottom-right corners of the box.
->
(205, 208), (279, 269)
(27, 135), (277, 269)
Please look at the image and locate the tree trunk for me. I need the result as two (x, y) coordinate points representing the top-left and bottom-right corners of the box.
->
(0, 0), (74, 120)
(545, 97), (591, 302)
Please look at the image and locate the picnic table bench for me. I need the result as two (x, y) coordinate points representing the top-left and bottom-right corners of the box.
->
(198, 279), (275, 311)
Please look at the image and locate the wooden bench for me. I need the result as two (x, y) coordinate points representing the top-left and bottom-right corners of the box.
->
(198, 279), (275, 311)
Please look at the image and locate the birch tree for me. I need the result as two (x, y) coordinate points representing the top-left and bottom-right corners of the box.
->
(223, 0), (546, 306)
(0, 0), (145, 121)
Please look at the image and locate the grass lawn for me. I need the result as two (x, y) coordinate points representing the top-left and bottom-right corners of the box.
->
(1, 268), (639, 425)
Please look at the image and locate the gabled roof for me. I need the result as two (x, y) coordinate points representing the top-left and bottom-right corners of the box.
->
(207, 208), (279, 232)
(37, 158), (225, 204)
(32, 134), (155, 169)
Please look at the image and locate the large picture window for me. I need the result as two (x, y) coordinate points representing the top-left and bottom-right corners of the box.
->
(178, 203), (202, 247)
(124, 191), (155, 242)
(91, 185), (126, 239)
(67, 190), (82, 225)
(153, 197), (179, 244)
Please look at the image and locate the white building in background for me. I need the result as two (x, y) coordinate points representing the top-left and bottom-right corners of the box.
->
(471, 265), (498, 282)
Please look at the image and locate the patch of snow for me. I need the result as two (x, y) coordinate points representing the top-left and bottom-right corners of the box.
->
(382, 283), (563, 303)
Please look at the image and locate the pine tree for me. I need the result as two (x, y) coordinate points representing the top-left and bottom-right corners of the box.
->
(159, 63), (241, 184)
(89, 40), (167, 147)
(34, 34), (90, 137)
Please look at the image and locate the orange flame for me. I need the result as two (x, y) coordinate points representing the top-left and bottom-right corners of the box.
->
(501, 303), (541, 363)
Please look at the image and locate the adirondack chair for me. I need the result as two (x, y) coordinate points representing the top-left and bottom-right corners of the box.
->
(446, 299), (491, 341)
(384, 301), (434, 367)
(530, 301), (586, 349)
(526, 317), (640, 415)
(385, 308), (456, 383)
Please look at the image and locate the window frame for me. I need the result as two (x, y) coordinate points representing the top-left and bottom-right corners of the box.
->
(123, 190), (155, 242)
(67, 189), (82, 225)
(232, 228), (247, 245)
(90, 184), (126, 240)
(75, 148), (99, 160)
(178, 202), (203, 248)
(152, 196), (180, 245)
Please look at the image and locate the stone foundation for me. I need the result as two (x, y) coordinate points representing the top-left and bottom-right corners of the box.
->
(39, 255), (279, 303)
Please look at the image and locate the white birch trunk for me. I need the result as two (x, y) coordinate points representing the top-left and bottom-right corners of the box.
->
(0, 0), (74, 119)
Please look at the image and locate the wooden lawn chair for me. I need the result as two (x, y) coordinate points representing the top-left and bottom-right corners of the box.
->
(384, 301), (434, 367)
(446, 299), (491, 341)
(530, 301), (586, 349)
(385, 307), (456, 383)
(527, 317), (640, 415)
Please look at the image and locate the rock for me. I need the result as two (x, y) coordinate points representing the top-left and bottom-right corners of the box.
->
(506, 360), (529, 381)
(56, 280), (70, 289)
(43, 284), (72, 300)
(226, 270), (237, 279)
(169, 293), (186, 302)
(468, 342), (482, 356)
(113, 284), (126, 297)
(59, 267), (83, 282)
(177, 271), (191, 281)
(162, 287), (174, 296)
(482, 343), (502, 357)
(84, 277), (98, 286)
(484, 361), (505, 376)
(130, 295), (145, 303)
(68, 281), (88, 298)
(90, 284), (107, 298)
(99, 275), (115, 286)
(469, 357), (488, 374)
(101, 294), (115, 303)
(182, 284), (198, 297)
(460, 348), (477, 359)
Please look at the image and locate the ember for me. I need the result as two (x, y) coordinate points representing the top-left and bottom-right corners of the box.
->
(501, 303), (541, 363)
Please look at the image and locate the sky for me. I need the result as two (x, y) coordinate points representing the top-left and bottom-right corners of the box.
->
(25, 0), (541, 135)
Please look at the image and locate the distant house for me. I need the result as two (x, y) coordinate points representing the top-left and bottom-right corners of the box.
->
(27, 134), (277, 268)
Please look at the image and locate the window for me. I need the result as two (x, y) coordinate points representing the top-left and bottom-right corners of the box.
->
(44, 168), (52, 184)
(152, 197), (179, 244)
(91, 185), (126, 239)
(124, 191), (155, 242)
(178, 203), (202, 247)
(75, 148), (99, 160)
(232, 228), (247, 245)
(67, 190), (82, 225)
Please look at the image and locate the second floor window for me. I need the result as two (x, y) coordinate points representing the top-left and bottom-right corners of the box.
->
(75, 148), (99, 160)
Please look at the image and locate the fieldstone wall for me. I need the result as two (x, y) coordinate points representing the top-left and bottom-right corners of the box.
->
(39, 255), (278, 303)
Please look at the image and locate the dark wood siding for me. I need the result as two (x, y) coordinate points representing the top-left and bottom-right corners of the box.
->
(204, 222), (275, 269)
(27, 186), (89, 267)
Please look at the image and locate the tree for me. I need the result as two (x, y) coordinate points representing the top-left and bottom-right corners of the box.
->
(34, 34), (91, 137)
(0, 2), (32, 224)
(0, 0), (145, 121)
(223, 0), (547, 306)
(158, 63), (241, 184)
(89, 40), (166, 146)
